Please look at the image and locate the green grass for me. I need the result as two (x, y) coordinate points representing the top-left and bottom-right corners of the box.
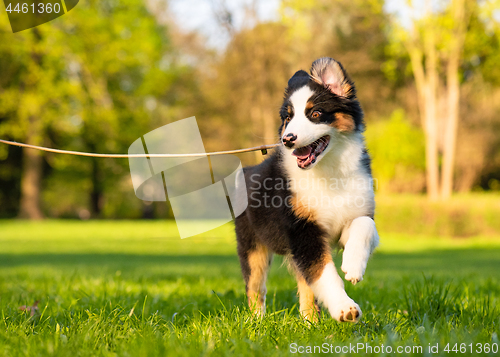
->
(0, 220), (499, 356)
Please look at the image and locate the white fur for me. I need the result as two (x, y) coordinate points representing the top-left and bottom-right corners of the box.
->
(340, 216), (379, 284)
(310, 262), (361, 322)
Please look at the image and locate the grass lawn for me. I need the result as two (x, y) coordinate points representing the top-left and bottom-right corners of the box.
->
(0, 220), (499, 356)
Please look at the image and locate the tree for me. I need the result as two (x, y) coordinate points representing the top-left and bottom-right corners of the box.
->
(389, 0), (474, 200)
(0, 0), (195, 218)
(0, 25), (78, 218)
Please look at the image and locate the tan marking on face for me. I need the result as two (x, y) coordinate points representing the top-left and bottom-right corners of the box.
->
(305, 101), (314, 110)
(281, 107), (293, 137)
(332, 113), (355, 132)
(290, 195), (317, 223)
(247, 244), (272, 314)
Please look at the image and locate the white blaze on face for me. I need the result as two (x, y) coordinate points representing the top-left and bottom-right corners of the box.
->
(283, 86), (332, 148)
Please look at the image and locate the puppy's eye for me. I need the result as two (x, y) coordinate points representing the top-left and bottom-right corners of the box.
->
(285, 116), (291, 123)
(311, 111), (321, 119)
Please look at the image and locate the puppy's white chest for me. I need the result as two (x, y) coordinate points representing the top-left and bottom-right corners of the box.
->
(281, 135), (374, 238)
(291, 172), (374, 239)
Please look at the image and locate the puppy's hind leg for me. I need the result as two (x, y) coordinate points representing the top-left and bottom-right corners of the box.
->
(339, 216), (379, 285)
(297, 277), (318, 322)
(290, 262), (320, 322)
(237, 235), (273, 316)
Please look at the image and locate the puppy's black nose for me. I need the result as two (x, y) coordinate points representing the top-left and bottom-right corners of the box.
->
(282, 133), (297, 148)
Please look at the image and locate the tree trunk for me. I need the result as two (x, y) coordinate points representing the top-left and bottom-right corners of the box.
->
(423, 17), (440, 201)
(441, 0), (467, 199)
(407, 26), (440, 200)
(19, 29), (44, 219)
(441, 55), (460, 199)
(19, 146), (44, 219)
(423, 101), (440, 201)
(90, 157), (103, 217)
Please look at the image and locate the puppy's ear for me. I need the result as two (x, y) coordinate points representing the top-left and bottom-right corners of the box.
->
(287, 70), (310, 87)
(310, 58), (354, 98)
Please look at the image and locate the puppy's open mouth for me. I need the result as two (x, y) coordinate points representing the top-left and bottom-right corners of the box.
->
(292, 135), (330, 169)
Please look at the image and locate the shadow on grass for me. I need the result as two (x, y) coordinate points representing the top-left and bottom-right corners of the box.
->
(1, 248), (499, 280)
(0, 253), (238, 268)
(369, 248), (500, 278)
(0, 254), (242, 283)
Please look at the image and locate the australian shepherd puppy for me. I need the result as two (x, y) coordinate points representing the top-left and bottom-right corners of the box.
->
(235, 57), (379, 323)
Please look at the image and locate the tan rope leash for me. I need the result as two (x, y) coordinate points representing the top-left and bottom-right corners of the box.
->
(0, 139), (280, 158)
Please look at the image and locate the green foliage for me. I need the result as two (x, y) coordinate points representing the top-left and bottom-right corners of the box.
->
(0, 26), (77, 141)
(366, 110), (426, 193)
(0, 220), (499, 356)
(463, 1), (500, 86)
(0, 0), (196, 218)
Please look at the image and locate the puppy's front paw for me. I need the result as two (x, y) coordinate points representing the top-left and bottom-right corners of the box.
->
(329, 299), (362, 323)
(341, 258), (365, 285)
(341, 247), (367, 285)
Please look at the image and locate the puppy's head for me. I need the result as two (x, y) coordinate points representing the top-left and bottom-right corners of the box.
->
(279, 58), (364, 169)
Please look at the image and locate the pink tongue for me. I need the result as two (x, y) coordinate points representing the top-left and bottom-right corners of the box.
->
(292, 145), (312, 159)
(297, 154), (315, 169)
